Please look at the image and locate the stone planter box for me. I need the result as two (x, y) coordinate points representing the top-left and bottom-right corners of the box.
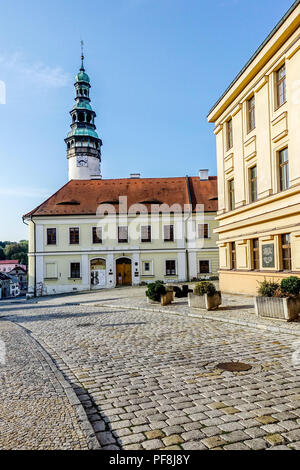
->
(254, 296), (300, 322)
(147, 291), (174, 306)
(188, 292), (222, 311)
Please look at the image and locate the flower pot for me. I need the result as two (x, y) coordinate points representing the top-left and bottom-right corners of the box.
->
(161, 291), (174, 306)
(188, 292), (222, 311)
(254, 296), (300, 321)
(146, 291), (174, 306)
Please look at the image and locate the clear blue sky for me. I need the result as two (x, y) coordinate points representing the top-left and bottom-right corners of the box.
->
(0, 0), (295, 241)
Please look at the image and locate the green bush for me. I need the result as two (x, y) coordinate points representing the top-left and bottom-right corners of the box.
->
(194, 281), (216, 297)
(280, 276), (300, 296)
(257, 279), (280, 297)
(146, 281), (166, 302)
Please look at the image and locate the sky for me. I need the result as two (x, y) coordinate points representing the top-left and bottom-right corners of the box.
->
(0, 0), (296, 241)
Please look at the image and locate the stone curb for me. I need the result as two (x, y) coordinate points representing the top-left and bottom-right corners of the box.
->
(96, 303), (300, 337)
(13, 322), (101, 450)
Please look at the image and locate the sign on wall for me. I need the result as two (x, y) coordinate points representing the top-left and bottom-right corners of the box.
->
(262, 244), (275, 268)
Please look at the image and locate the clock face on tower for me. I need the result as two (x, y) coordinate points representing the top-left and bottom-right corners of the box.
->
(76, 155), (88, 167)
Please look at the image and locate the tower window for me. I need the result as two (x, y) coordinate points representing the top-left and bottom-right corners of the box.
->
(78, 112), (85, 122)
(73, 115), (76, 122)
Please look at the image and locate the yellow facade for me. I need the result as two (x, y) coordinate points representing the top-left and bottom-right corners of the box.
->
(208, 3), (300, 295)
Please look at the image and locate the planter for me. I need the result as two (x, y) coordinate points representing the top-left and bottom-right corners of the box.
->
(188, 292), (222, 311)
(254, 296), (300, 322)
(147, 291), (174, 306)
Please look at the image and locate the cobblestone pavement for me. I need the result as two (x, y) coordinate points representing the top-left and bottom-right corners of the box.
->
(0, 321), (99, 450)
(1, 294), (300, 451)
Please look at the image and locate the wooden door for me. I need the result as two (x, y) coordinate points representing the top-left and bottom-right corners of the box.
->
(116, 259), (132, 286)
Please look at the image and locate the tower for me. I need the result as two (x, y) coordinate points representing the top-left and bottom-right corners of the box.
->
(65, 50), (102, 180)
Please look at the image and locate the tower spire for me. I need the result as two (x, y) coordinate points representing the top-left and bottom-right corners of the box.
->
(80, 40), (85, 71)
(65, 51), (103, 181)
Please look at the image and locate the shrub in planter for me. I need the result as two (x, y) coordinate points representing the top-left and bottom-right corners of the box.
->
(280, 276), (300, 297)
(194, 281), (216, 297)
(257, 280), (280, 297)
(189, 281), (221, 311)
(255, 276), (300, 321)
(146, 281), (166, 302)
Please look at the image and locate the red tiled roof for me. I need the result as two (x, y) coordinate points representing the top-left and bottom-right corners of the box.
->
(0, 260), (19, 265)
(24, 177), (218, 217)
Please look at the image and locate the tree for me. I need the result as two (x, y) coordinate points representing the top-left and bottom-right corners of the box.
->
(2, 241), (28, 265)
(0, 247), (5, 260)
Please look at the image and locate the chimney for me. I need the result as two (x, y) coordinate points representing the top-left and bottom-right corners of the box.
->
(199, 169), (209, 181)
(130, 173), (141, 179)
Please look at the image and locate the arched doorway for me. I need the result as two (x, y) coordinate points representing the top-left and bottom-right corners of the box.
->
(90, 258), (106, 289)
(116, 258), (132, 286)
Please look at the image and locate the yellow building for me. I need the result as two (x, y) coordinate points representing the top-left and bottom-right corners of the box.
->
(208, 1), (300, 295)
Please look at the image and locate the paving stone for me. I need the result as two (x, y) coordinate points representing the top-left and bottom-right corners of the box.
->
(222, 430), (250, 443)
(96, 432), (116, 446)
(219, 422), (244, 432)
(224, 442), (249, 450)
(145, 430), (164, 440)
(264, 434), (286, 446)
(119, 433), (145, 446)
(142, 439), (163, 450)
(245, 438), (268, 450)
(255, 415), (278, 425)
(202, 436), (227, 449)
(162, 426), (185, 436)
(182, 430), (205, 441)
(162, 435), (184, 446)
(244, 427), (268, 439)
(181, 441), (207, 450)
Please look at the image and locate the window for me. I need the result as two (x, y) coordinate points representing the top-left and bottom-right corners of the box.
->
(276, 65), (287, 108)
(69, 228), (79, 245)
(164, 225), (174, 242)
(231, 242), (236, 269)
(92, 227), (102, 244)
(199, 260), (210, 274)
(118, 226), (128, 243)
(141, 225), (152, 243)
(250, 166), (257, 202)
(252, 239), (259, 270)
(70, 263), (81, 279)
(281, 234), (291, 271)
(142, 261), (153, 275)
(144, 262), (150, 272)
(166, 260), (176, 276)
(45, 263), (57, 279)
(198, 224), (209, 239)
(228, 179), (235, 211)
(227, 119), (233, 150)
(279, 148), (289, 191)
(47, 228), (57, 245)
(247, 96), (255, 132)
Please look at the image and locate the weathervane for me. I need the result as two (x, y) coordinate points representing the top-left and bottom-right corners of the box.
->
(80, 40), (85, 71)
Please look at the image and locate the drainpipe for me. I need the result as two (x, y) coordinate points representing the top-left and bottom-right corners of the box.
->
(22, 215), (36, 297)
(185, 176), (193, 282)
